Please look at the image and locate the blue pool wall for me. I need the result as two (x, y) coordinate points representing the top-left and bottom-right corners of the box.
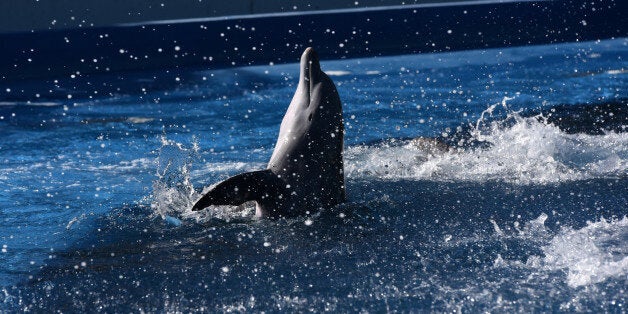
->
(0, 0), (626, 82)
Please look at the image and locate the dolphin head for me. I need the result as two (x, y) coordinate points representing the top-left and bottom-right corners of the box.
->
(297, 47), (341, 123)
(269, 48), (343, 170)
(299, 47), (322, 107)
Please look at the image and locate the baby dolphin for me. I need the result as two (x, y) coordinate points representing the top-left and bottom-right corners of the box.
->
(192, 47), (345, 217)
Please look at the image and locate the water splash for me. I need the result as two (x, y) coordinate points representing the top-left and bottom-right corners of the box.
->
(346, 98), (628, 184)
(491, 213), (627, 288)
(150, 137), (260, 223)
(150, 136), (199, 222)
(541, 217), (628, 288)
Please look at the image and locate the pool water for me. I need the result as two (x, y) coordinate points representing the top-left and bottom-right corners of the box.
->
(1, 38), (626, 312)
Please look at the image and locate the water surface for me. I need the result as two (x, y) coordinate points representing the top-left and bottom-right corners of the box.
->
(1, 38), (626, 312)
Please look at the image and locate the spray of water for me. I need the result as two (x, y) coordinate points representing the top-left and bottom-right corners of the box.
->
(150, 136), (260, 224)
(541, 216), (628, 288)
(493, 213), (628, 289)
(150, 136), (200, 223)
(346, 98), (628, 184)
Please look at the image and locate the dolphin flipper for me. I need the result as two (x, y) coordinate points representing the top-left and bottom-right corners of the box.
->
(192, 170), (287, 213)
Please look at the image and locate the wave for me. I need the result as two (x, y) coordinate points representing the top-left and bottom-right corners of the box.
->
(492, 213), (628, 289)
(539, 216), (628, 288)
(346, 98), (627, 184)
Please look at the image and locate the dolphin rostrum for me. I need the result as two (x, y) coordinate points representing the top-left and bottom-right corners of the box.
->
(192, 47), (345, 217)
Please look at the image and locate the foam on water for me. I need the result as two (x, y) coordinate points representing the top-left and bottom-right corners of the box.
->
(487, 213), (628, 290)
(346, 98), (628, 184)
(540, 216), (628, 288)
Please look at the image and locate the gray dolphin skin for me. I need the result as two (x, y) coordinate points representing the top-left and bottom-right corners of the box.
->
(192, 47), (345, 217)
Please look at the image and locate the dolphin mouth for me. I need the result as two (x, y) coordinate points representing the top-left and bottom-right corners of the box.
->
(304, 52), (312, 83)
(302, 47), (314, 80)
(301, 47), (319, 104)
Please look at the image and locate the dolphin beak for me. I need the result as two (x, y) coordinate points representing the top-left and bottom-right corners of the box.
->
(301, 47), (321, 85)
(300, 47), (322, 105)
(303, 49), (312, 83)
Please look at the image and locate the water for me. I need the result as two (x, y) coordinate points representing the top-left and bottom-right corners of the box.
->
(1, 38), (626, 312)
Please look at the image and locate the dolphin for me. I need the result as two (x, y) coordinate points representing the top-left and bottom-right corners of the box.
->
(192, 47), (345, 217)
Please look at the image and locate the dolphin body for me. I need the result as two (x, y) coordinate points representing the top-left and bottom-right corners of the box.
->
(192, 48), (345, 217)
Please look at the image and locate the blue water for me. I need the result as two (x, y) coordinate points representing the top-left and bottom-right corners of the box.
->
(1, 39), (627, 312)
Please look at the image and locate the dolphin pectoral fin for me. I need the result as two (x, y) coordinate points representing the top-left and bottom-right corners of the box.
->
(191, 170), (286, 212)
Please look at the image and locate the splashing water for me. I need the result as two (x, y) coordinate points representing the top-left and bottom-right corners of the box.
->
(489, 213), (627, 290)
(150, 137), (261, 223)
(541, 217), (628, 288)
(150, 137), (199, 222)
(346, 98), (628, 184)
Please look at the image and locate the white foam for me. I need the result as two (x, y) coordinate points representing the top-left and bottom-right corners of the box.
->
(492, 214), (627, 288)
(345, 99), (628, 184)
(541, 217), (628, 287)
